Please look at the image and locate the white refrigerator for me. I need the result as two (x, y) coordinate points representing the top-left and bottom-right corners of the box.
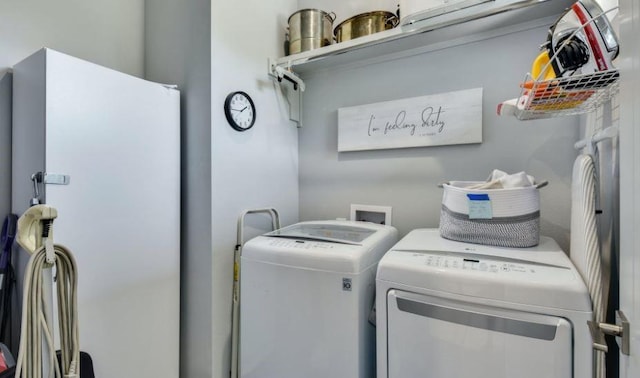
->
(11, 48), (180, 377)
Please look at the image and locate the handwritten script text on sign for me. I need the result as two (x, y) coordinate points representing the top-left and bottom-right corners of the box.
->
(368, 106), (445, 137)
(338, 88), (482, 152)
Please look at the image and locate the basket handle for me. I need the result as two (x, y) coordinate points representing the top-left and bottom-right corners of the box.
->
(535, 181), (549, 189)
(437, 181), (548, 189)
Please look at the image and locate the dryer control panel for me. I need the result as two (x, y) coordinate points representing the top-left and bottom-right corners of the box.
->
(393, 249), (574, 282)
(423, 253), (535, 274)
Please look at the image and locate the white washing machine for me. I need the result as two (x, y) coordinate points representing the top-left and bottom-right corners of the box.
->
(376, 229), (593, 378)
(240, 220), (398, 378)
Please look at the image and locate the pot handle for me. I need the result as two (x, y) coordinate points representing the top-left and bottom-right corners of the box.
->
(386, 14), (400, 28)
(328, 11), (336, 23)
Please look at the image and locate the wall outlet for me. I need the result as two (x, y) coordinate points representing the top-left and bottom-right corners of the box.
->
(350, 204), (392, 226)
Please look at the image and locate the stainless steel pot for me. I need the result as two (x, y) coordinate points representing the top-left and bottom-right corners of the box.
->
(287, 9), (336, 55)
(334, 11), (399, 43)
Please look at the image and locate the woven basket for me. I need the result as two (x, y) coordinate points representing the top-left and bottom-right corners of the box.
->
(439, 181), (546, 248)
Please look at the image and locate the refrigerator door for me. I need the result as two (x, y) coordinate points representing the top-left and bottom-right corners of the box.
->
(12, 49), (180, 377)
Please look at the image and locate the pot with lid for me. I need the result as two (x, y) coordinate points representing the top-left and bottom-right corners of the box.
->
(287, 9), (336, 55)
(334, 10), (399, 43)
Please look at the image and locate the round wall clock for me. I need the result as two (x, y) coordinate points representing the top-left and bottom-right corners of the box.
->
(224, 91), (256, 132)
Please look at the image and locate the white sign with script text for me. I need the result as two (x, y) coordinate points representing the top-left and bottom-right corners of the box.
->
(338, 88), (483, 152)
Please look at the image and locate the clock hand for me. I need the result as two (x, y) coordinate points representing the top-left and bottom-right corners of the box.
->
(240, 106), (248, 112)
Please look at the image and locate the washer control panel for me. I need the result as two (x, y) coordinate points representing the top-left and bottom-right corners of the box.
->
(266, 238), (339, 250)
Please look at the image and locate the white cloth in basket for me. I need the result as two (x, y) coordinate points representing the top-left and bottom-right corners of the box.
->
(468, 169), (535, 189)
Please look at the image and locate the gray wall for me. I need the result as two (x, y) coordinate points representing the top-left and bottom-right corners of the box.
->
(0, 0), (145, 77)
(299, 23), (580, 251)
(210, 1), (298, 377)
(144, 1), (213, 377)
(0, 74), (11, 223)
(145, 2), (300, 378)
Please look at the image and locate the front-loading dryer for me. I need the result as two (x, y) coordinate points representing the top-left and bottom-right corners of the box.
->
(376, 229), (593, 378)
(240, 220), (398, 378)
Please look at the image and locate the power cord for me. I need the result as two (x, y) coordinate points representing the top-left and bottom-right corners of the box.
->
(15, 244), (79, 378)
(14, 205), (79, 378)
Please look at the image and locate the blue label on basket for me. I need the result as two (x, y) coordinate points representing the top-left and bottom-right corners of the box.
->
(467, 194), (493, 219)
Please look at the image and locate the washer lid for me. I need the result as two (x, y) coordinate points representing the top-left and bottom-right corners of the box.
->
(377, 229), (592, 312)
(265, 222), (377, 245)
(242, 221), (398, 273)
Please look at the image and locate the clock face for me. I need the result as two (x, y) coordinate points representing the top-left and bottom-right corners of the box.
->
(224, 91), (256, 131)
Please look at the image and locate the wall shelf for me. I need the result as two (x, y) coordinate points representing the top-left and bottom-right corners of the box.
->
(268, 0), (574, 128)
(498, 3), (621, 120)
(273, 0), (573, 75)
(513, 70), (620, 120)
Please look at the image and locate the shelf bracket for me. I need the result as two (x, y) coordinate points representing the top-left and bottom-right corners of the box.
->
(268, 58), (305, 128)
(588, 310), (631, 356)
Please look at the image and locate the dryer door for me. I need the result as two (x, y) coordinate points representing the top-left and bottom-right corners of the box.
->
(386, 290), (573, 378)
